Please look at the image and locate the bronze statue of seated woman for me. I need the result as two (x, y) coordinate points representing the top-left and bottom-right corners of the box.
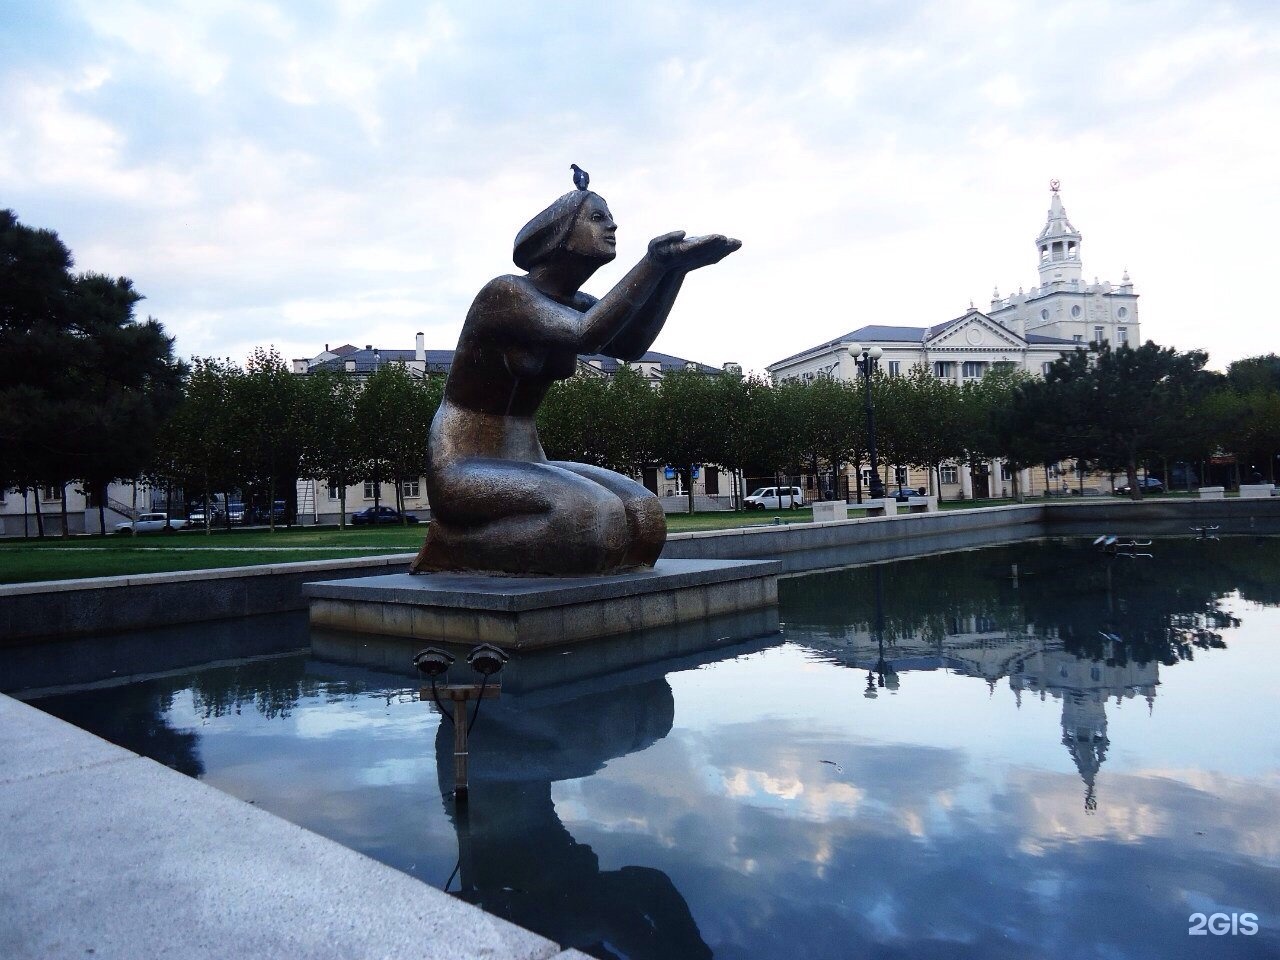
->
(410, 172), (740, 576)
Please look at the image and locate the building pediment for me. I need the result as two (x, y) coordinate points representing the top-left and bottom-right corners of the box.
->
(925, 311), (1026, 350)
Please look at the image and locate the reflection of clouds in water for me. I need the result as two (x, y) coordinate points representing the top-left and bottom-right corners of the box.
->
(358, 756), (436, 787)
(291, 698), (436, 740)
(1004, 767), (1280, 860)
(552, 713), (1280, 959)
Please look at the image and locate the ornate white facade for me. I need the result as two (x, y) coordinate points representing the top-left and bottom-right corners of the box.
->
(767, 183), (1140, 385)
(764, 184), (1142, 499)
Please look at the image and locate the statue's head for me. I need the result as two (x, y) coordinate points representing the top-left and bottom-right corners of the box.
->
(514, 190), (616, 271)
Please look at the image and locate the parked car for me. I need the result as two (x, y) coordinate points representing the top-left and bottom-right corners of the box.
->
(247, 500), (289, 525)
(351, 506), (420, 525)
(114, 512), (188, 534)
(186, 505), (224, 525)
(744, 486), (806, 510)
(1115, 477), (1165, 496)
(893, 487), (927, 502)
(226, 502), (246, 524)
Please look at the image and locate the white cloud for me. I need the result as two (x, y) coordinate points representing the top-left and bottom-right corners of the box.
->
(2, 0), (1278, 372)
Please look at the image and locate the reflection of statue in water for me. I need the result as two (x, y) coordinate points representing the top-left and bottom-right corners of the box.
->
(437, 679), (712, 960)
(411, 172), (741, 576)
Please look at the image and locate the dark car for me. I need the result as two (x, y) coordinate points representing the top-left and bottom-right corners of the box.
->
(351, 506), (420, 525)
(1115, 477), (1164, 495)
(247, 500), (289, 525)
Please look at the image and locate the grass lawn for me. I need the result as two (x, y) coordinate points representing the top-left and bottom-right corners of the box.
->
(0, 493), (1193, 584)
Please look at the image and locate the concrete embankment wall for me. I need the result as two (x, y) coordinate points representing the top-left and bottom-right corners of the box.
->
(0, 554), (414, 646)
(5, 497), (1280, 644)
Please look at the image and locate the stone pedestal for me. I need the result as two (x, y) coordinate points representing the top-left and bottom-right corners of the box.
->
(1199, 486), (1225, 500)
(1238, 484), (1274, 499)
(812, 501), (848, 522)
(304, 558), (780, 649)
(864, 498), (899, 517)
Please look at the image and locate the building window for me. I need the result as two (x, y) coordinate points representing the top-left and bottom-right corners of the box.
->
(887, 361), (901, 377)
(961, 361), (986, 380)
(859, 467), (873, 487)
(1040, 308), (1050, 320)
(401, 478), (420, 499)
(1067, 241), (1077, 260)
(933, 361), (954, 379)
(1071, 305), (1081, 318)
(1117, 327), (1128, 345)
(1093, 326), (1105, 344)
(894, 466), (909, 486)
(1039, 245), (1049, 264)
(327, 483), (341, 501)
(940, 465), (959, 484)
(1042, 362), (1053, 375)
(1001, 464), (1013, 481)
(1117, 306), (1128, 319)
(363, 481), (377, 500)
(1072, 335), (1083, 343)
(42, 484), (61, 502)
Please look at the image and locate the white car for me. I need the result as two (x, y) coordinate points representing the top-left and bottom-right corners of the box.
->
(114, 512), (188, 534)
(744, 486), (806, 510)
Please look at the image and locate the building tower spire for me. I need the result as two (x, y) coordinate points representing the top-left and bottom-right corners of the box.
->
(1037, 179), (1083, 287)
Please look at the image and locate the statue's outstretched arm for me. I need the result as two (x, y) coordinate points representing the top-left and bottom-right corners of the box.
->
(599, 232), (740, 360)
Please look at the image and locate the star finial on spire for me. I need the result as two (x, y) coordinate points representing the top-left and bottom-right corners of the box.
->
(1050, 178), (1061, 193)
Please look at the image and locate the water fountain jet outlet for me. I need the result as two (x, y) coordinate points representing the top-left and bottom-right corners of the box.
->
(413, 647), (455, 679)
(467, 643), (510, 678)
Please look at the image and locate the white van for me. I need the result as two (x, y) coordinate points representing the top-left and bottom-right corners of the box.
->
(744, 486), (806, 510)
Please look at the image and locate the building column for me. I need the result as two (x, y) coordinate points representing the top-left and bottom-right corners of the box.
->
(991, 459), (1003, 496)
(1019, 468), (1031, 498)
(960, 462), (973, 499)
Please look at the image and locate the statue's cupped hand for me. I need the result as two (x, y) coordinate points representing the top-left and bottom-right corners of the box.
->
(647, 231), (742, 271)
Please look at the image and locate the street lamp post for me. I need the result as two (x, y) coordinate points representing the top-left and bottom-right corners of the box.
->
(851, 343), (886, 500)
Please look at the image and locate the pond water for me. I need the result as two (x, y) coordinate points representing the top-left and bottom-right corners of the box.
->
(20, 537), (1280, 959)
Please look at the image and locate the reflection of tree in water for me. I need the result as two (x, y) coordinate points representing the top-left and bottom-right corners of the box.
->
(780, 536), (1280, 666)
(784, 535), (1280, 814)
(31, 655), (324, 780)
(186, 656), (320, 720)
(34, 686), (206, 779)
(435, 679), (711, 960)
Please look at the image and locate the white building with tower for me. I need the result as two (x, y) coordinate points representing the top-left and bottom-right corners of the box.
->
(988, 179), (1139, 350)
(765, 182), (1141, 499)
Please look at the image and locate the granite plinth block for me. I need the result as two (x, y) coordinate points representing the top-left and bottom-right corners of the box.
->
(304, 559), (780, 649)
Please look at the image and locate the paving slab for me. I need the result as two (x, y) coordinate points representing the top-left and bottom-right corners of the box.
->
(0, 695), (561, 960)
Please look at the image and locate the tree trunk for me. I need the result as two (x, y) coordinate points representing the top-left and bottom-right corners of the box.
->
(223, 490), (233, 531)
(1127, 459), (1141, 501)
(96, 481), (106, 538)
(268, 476), (277, 531)
(164, 480), (173, 530)
(59, 483), (69, 538)
(686, 465), (695, 515)
(854, 458), (863, 504)
(33, 490), (45, 538)
(339, 481), (347, 529)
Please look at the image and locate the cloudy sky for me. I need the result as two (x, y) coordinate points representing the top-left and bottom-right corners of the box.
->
(3, 0), (1277, 374)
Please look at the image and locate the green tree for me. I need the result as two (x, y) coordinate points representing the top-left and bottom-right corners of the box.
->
(0, 211), (184, 536)
(651, 369), (728, 514)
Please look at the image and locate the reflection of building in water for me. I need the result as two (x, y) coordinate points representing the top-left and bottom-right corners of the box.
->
(804, 621), (1160, 813)
(1009, 638), (1158, 813)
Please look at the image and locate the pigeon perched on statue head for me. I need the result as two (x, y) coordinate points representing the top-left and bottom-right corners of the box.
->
(570, 164), (589, 191)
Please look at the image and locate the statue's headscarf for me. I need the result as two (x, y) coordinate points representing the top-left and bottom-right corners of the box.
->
(513, 190), (602, 270)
